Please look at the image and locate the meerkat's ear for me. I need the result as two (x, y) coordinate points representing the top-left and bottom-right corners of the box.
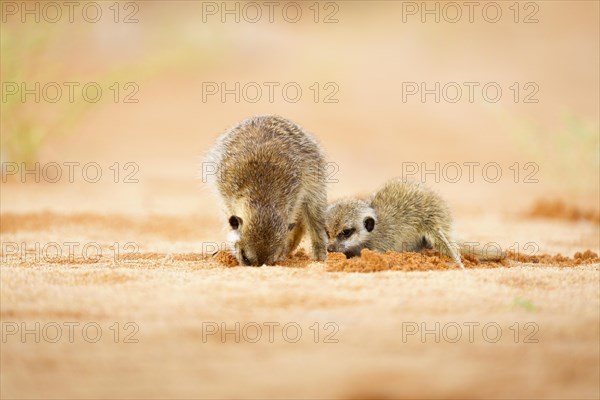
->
(288, 223), (296, 231)
(364, 217), (375, 232)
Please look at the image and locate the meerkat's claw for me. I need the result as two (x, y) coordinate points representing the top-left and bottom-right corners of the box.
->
(313, 247), (327, 261)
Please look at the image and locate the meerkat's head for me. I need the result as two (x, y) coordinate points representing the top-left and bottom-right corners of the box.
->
(325, 199), (376, 258)
(226, 202), (295, 266)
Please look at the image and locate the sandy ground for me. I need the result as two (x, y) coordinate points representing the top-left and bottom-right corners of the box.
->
(1, 203), (599, 399)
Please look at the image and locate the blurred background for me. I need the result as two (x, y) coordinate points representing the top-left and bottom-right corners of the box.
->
(1, 0), (598, 221)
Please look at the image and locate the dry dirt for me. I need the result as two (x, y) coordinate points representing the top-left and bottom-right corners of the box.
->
(1, 207), (599, 399)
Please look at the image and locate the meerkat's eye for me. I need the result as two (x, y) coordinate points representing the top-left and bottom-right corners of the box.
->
(325, 230), (330, 239)
(229, 215), (242, 230)
(364, 217), (375, 232)
(340, 228), (355, 238)
(288, 223), (296, 231)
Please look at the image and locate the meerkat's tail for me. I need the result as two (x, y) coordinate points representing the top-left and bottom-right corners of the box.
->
(458, 241), (505, 262)
(428, 232), (505, 268)
(432, 230), (465, 270)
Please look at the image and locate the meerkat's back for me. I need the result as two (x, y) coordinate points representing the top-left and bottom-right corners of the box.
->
(369, 179), (461, 265)
(213, 117), (315, 204)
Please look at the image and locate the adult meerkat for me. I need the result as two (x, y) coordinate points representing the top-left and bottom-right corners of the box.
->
(206, 115), (327, 266)
(326, 179), (466, 269)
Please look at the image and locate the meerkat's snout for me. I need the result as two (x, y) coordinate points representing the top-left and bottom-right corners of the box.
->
(228, 209), (290, 266)
(326, 200), (376, 258)
(236, 243), (282, 267)
(237, 246), (272, 267)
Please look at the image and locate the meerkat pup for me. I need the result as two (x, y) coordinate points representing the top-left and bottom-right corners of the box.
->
(326, 179), (465, 269)
(205, 115), (327, 266)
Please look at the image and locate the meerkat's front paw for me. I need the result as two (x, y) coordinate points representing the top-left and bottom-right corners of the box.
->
(312, 244), (327, 261)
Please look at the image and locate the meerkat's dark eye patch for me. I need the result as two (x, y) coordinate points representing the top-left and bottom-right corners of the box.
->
(421, 236), (433, 249)
(340, 228), (355, 238)
(229, 215), (241, 230)
(288, 223), (296, 231)
(364, 217), (375, 232)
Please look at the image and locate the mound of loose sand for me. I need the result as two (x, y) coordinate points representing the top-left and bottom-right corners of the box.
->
(526, 199), (600, 224)
(213, 248), (599, 272)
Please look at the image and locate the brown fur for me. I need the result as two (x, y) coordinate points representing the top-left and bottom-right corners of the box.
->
(206, 115), (327, 266)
